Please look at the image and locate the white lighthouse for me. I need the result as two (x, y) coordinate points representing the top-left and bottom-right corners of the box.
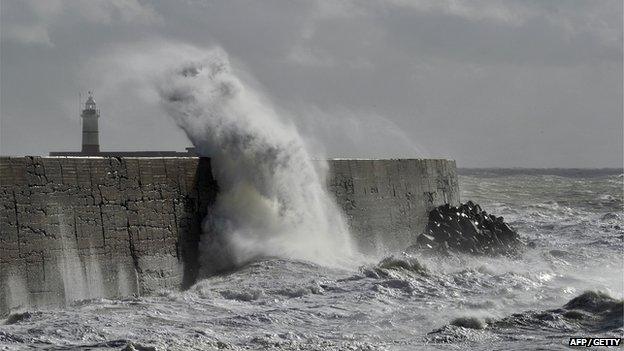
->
(81, 92), (100, 154)
(51, 91), (195, 156)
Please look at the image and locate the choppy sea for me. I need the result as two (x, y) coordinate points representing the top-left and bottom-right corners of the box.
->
(1, 169), (622, 350)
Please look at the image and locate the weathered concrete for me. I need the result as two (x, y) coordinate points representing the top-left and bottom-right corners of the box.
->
(327, 159), (459, 253)
(0, 156), (458, 314)
(0, 157), (216, 314)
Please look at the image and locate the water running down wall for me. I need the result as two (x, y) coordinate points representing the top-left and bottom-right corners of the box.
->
(0, 156), (458, 314)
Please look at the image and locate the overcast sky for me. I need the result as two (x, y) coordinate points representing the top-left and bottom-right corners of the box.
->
(1, 0), (622, 167)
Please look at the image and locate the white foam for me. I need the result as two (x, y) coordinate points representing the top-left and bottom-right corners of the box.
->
(155, 48), (355, 273)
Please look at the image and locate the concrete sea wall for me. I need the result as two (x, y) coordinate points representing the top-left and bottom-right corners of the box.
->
(327, 159), (459, 253)
(0, 157), (216, 314)
(0, 156), (458, 314)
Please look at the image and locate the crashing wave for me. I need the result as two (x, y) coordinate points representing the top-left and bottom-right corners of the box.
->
(427, 291), (623, 344)
(156, 48), (354, 274)
(360, 255), (429, 279)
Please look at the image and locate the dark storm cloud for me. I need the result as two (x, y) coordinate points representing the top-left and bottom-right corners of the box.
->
(1, 0), (621, 167)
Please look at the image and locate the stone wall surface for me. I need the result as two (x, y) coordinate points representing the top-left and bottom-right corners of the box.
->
(0, 156), (216, 314)
(326, 159), (459, 253)
(0, 156), (458, 314)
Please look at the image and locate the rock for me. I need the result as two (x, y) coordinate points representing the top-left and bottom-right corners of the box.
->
(4, 312), (33, 325)
(416, 201), (522, 255)
(122, 342), (158, 351)
(602, 213), (619, 220)
(450, 316), (486, 329)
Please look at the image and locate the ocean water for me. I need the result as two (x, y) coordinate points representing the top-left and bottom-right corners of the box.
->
(1, 169), (622, 350)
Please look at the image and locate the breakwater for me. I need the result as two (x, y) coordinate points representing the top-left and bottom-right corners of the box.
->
(0, 157), (458, 314)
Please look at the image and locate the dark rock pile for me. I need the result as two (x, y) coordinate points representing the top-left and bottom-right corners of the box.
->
(415, 201), (522, 255)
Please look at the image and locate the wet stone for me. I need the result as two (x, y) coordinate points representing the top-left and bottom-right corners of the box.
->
(415, 201), (523, 255)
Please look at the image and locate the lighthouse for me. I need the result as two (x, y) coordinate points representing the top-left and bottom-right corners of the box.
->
(81, 92), (100, 154)
(50, 91), (196, 156)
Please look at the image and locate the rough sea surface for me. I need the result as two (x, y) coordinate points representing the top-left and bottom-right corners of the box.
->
(1, 169), (622, 350)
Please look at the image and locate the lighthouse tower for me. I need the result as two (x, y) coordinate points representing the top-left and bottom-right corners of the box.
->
(81, 92), (100, 154)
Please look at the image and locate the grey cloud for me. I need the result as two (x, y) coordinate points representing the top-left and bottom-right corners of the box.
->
(1, 0), (160, 46)
(1, 0), (621, 167)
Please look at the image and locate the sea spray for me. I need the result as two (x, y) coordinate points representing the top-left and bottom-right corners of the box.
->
(156, 48), (354, 274)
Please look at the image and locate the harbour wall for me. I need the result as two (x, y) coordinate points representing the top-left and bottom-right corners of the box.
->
(0, 156), (459, 314)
